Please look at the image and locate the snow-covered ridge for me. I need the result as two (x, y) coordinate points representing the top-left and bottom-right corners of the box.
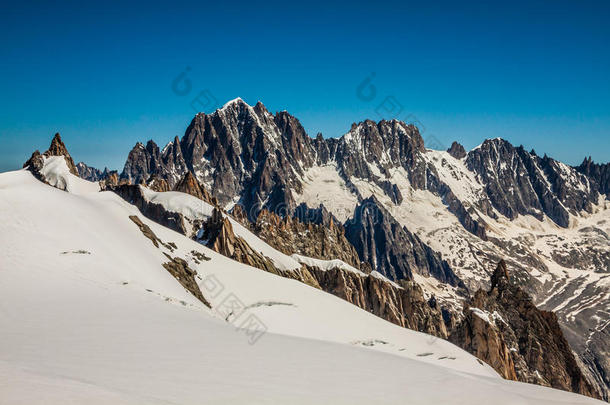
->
(291, 254), (364, 275)
(1, 168), (606, 404)
(38, 155), (100, 195)
(140, 186), (302, 271)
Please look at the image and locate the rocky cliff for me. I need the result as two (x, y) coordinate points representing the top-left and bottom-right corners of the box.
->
(251, 208), (364, 270)
(577, 157), (610, 197)
(88, 99), (610, 397)
(174, 171), (215, 205)
(450, 260), (601, 400)
(344, 196), (464, 287)
(466, 139), (597, 227)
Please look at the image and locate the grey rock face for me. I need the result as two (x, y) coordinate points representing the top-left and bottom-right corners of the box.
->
(24, 133), (82, 181)
(76, 162), (118, 183)
(447, 141), (467, 159)
(121, 140), (164, 185)
(576, 157), (610, 197)
(76, 162), (103, 180)
(344, 196), (464, 287)
(112, 185), (187, 235)
(466, 139), (597, 227)
(450, 261), (601, 400)
(45, 133), (79, 176)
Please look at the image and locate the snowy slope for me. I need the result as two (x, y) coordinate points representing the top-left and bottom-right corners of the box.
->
(0, 168), (604, 404)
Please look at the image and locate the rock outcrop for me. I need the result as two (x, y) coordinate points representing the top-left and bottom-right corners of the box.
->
(128, 215), (210, 308)
(76, 162), (120, 188)
(576, 157), (610, 197)
(23, 150), (44, 174)
(146, 174), (170, 192)
(252, 208), (364, 270)
(447, 141), (466, 159)
(450, 260), (601, 399)
(466, 139), (597, 227)
(198, 207), (320, 288)
(44, 133), (79, 176)
(344, 196), (464, 287)
(113, 185), (187, 235)
(24, 133), (79, 178)
(76, 162), (103, 180)
(307, 266), (448, 338)
(174, 171), (214, 204)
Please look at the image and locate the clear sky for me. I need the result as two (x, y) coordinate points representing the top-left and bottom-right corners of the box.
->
(1, 0), (609, 172)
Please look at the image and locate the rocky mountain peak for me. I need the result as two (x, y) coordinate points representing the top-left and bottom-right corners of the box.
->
(44, 133), (79, 175)
(447, 141), (466, 159)
(451, 258), (602, 399)
(220, 97), (248, 109)
(466, 138), (597, 228)
(576, 156), (610, 197)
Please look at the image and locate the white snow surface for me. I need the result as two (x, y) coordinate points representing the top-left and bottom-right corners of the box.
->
(295, 163), (360, 222)
(291, 253), (365, 275)
(38, 155), (100, 194)
(0, 168), (604, 404)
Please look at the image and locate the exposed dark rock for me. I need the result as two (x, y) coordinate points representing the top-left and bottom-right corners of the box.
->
(76, 162), (103, 180)
(100, 171), (119, 190)
(447, 141), (467, 159)
(116, 186), (187, 234)
(23, 134), (79, 179)
(230, 203), (251, 228)
(128, 215), (162, 248)
(127, 215), (210, 307)
(189, 250), (211, 263)
(146, 174), (170, 192)
(306, 266), (447, 338)
(344, 196), (464, 287)
(252, 208), (364, 270)
(450, 260), (601, 399)
(293, 203), (339, 227)
(44, 133), (79, 176)
(76, 162), (120, 188)
(466, 139), (597, 228)
(198, 207), (320, 288)
(121, 140), (164, 185)
(23, 150), (44, 173)
(161, 253), (210, 308)
(174, 171), (214, 204)
(576, 157), (610, 197)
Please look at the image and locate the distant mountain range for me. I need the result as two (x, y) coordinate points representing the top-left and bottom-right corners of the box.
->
(37, 98), (610, 400)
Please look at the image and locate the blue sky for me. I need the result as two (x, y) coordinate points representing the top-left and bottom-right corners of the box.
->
(1, 0), (609, 172)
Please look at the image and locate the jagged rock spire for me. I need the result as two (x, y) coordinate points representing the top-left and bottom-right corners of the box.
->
(46, 133), (79, 175)
(491, 259), (510, 290)
(23, 132), (79, 176)
(174, 171), (214, 204)
(447, 141), (466, 159)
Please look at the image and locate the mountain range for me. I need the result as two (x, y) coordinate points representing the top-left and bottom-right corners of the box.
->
(5, 97), (609, 403)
